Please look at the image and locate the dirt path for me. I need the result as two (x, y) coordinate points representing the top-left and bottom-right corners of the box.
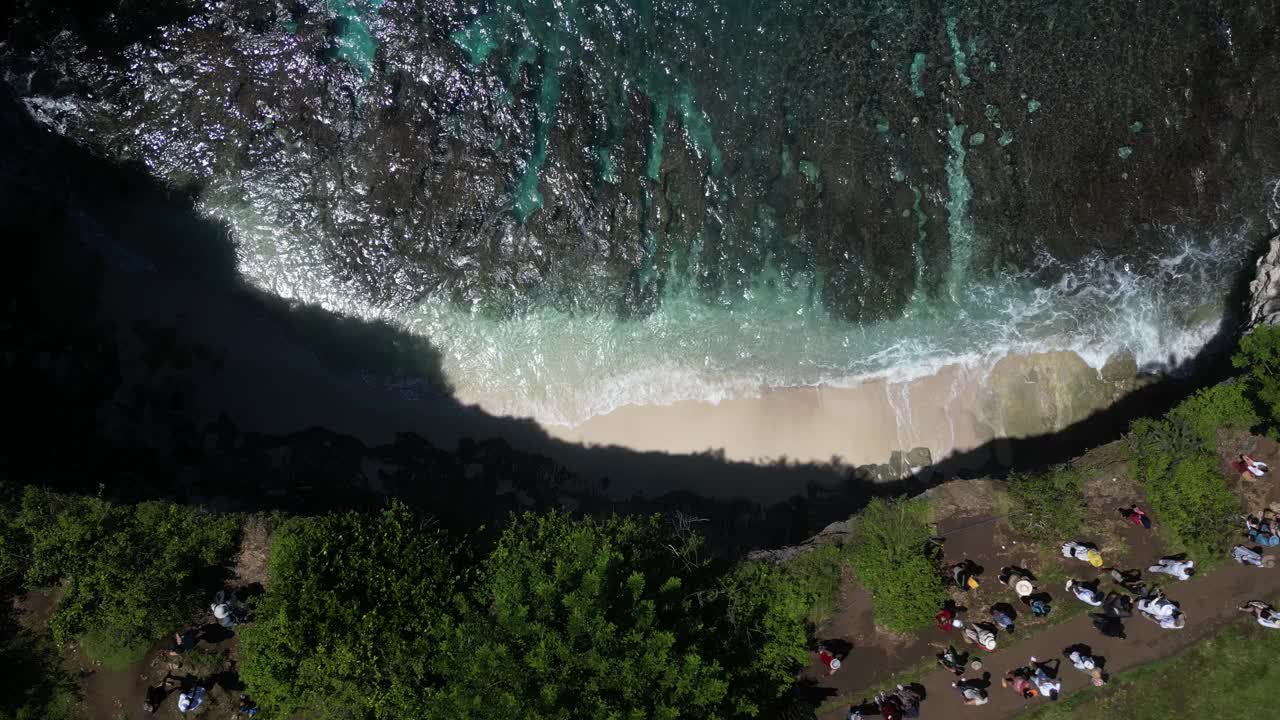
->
(812, 437), (1280, 719)
(818, 558), (1280, 719)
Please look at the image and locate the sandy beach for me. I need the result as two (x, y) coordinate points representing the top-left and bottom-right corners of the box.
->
(540, 367), (991, 469)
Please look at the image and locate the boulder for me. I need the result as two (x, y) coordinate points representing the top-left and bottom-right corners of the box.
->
(1247, 236), (1280, 328)
(1099, 351), (1138, 382)
(905, 446), (932, 467)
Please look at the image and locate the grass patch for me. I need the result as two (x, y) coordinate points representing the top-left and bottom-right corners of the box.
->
(1023, 614), (1280, 718)
(81, 628), (149, 672)
(1006, 465), (1087, 541)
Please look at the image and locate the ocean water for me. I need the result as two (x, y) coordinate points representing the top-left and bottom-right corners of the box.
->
(7, 0), (1277, 429)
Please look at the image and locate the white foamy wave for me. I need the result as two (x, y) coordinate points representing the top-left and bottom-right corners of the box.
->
(223, 196), (1253, 427)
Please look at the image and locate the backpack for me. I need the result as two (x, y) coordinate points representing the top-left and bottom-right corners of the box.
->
(1030, 598), (1050, 616)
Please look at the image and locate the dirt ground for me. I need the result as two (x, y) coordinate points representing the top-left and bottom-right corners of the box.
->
(806, 437), (1280, 719)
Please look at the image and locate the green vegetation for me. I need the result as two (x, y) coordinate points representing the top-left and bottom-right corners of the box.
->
(239, 503), (461, 719)
(1165, 381), (1259, 447)
(13, 487), (238, 666)
(1006, 464), (1087, 541)
(1023, 614), (1280, 719)
(1123, 378), (1258, 560)
(1235, 324), (1280, 432)
(777, 542), (845, 625)
(240, 506), (810, 720)
(847, 497), (947, 633)
(1127, 395), (1240, 560)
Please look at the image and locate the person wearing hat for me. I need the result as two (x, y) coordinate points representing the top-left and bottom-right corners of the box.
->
(962, 623), (997, 651)
(1148, 557), (1195, 580)
(816, 644), (842, 675)
(211, 590), (239, 629)
(1066, 579), (1105, 606)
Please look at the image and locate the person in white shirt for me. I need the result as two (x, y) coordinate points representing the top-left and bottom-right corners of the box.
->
(1232, 545), (1269, 567)
(177, 685), (206, 714)
(1061, 541), (1101, 565)
(1148, 557), (1195, 580)
(1064, 647), (1107, 686)
(1239, 601), (1280, 628)
(1026, 657), (1062, 700)
(1066, 579), (1104, 606)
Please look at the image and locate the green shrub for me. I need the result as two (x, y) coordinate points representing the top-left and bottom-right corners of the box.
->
(1234, 324), (1280, 429)
(709, 562), (811, 718)
(1144, 453), (1238, 559)
(1166, 382), (1258, 448)
(1007, 465), (1086, 541)
(847, 497), (946, 633)
(15, 488), (238, 659)
(238, 502), (460, 720)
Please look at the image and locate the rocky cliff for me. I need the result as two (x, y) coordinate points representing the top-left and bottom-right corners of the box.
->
(1248, 236), (1280, 328)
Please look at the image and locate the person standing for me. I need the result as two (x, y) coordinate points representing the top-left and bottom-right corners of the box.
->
(1239, 601), (1280, 628)
(816, 644), (842, 675)
(952, 680), (989, 706)
(1148, 557), (1195, 579)
(1066, 580), (1105, 606)
(177, 685), (206, 715)
(1118, 505), (1152, 529)
(990, 606), (1016, 633)
(1028, 657), (1061, 700)
(1062, 541), (1104, 567)
(1064, 647), (1107, 686)
(1001, 670), (1037, 699)
(962, 623), (997, 651)
(1232, 545), (1269, 568)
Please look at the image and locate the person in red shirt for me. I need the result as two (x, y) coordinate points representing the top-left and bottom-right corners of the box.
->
(1002, 669), (1038, 699)
(816, 644), (842, 675)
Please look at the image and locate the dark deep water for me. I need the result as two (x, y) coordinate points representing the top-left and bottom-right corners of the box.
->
(2, 0), (1279, 424)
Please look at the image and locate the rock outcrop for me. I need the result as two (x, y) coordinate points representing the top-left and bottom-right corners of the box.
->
(1247, 237), (1280, 328)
